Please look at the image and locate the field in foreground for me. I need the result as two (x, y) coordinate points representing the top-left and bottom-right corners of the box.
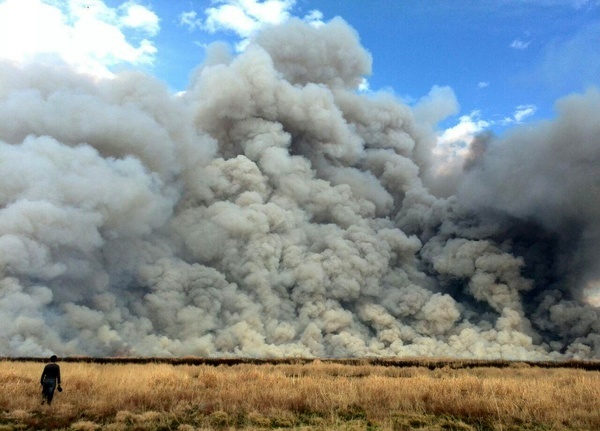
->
(1, 359), (599, 431)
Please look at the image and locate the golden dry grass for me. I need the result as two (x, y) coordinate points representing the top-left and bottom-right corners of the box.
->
(0, 359), (598, 430)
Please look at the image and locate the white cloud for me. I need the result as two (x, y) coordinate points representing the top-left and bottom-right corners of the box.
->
(180, 0), (324, 50)
(514, 104), (537, 122)
(120, 1), (160, 36)
(303, 9), (325, 27)
(477, 81), (490, 89)
(438, 111), (490, 147)
(431, 111), (491, 176)
(357, 77), (370, 93)
(433, 102), (536, 176)
(179, 10), (201, 31)
(205, 3), (259, 36)
(502, 104), (537, 124)
(204, 0), (295, 38)
(0, 0), (159, 78)
(510, 39), (532, 50)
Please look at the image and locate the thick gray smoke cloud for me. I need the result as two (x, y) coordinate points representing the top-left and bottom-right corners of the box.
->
(1, 18), (598, 359)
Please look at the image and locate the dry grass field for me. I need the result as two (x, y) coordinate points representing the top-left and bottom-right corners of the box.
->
(1, 359), (599, 431)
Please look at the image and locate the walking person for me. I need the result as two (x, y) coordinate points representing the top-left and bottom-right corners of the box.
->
(40, 355), (62, 405)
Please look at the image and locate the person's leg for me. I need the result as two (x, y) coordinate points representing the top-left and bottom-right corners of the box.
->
(48, 380), (56, 405)
(42, 379), (56, 405)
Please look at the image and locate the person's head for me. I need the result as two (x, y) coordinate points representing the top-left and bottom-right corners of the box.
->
(50, 355), (57, 362)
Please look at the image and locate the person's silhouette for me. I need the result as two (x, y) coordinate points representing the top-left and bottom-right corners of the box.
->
(40, 355), (62, 405)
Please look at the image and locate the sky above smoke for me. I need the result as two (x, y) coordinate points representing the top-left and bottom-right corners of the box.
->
(0, 1), (599, 359)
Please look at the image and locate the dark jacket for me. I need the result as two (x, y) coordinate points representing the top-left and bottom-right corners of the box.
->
(41, 363), (61, 385)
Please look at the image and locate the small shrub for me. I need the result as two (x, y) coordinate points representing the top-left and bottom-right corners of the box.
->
(338, 404), (367, 421)
(246, 411), (271, 427)
(115, 410), (135, 423)
(135, 411), (162, 422)
(437, 417), (475, 431)
(270, 409), (296, 427)
(7, 410), (31, 420)
(70, 420), (101, 431)
(209, 410), (229, 427)
(392, 413), (435, 430)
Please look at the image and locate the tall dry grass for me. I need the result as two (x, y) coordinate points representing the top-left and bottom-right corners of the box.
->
(0, 359), (598, 430)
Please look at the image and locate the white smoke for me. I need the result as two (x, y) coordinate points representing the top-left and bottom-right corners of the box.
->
(0, 17), (598, 359)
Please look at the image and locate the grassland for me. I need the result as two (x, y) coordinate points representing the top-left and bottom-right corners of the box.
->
(1, 358), (599, 430)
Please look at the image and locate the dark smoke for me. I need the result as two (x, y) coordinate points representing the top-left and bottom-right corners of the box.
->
(0, 18), (598, 359)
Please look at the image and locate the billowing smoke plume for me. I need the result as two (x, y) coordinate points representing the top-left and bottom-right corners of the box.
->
(1, 18), (598, 359)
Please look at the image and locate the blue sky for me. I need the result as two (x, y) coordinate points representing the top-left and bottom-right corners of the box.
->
(1, 0), (599, 141)
(154, 0), (600, 136)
